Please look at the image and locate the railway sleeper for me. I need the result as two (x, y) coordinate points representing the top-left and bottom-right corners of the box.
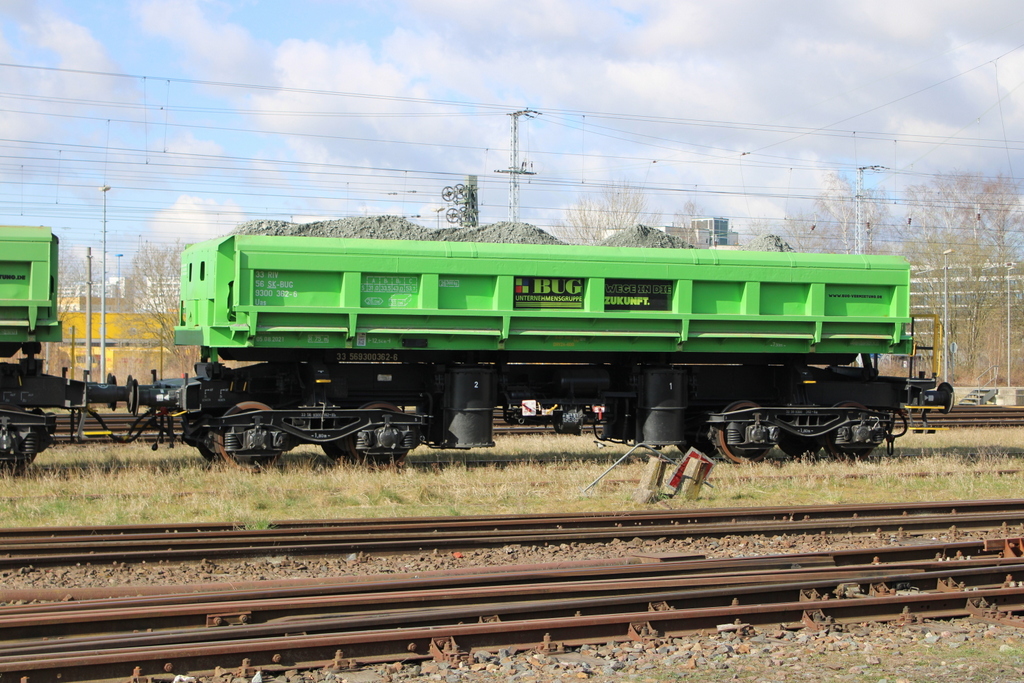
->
(966, 595), (1024, 628)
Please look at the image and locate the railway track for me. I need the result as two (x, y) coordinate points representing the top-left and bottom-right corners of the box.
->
(910, 405), (1024, 428)
(2, 504), (1024, 682)
(2, 500), (1023, 567)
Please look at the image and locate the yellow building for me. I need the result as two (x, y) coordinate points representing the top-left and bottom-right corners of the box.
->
(56, 310), (185, 381)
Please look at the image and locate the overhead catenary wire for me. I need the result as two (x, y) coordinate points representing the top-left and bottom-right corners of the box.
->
(2, 60), (1024, 256)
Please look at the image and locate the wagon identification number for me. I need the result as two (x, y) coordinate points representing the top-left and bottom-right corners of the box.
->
(514, 277), (584, 309)
(334, 351), (400, 362)
(253, 270), (298, 306)
(604, 279), (672, 311)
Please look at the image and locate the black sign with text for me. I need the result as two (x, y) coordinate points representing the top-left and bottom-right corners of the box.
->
(604, 279), (672, 311)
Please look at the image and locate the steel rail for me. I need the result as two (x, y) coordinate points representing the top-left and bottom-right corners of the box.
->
(2, 572), (1023, 683)
(3, 550), (1024, 651)
(0, 510), (1021, 568)
(912, 405), (1024, 428)
(0, 537), (1008, 606)
(1, 533), (1021, 682)
(2, 498), (1024, 540)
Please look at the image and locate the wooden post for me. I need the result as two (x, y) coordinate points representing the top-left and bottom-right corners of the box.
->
(633, 455), (668, 504)
(677, 453), (712, 500)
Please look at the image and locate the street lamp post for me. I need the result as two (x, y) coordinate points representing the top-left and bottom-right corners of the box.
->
(942, 249), (953, 383)
(115, 253), (123, 312)
(85, 247), (93, 377)
(99, 185), (110, 380)
(1008, 263), (1015, 388)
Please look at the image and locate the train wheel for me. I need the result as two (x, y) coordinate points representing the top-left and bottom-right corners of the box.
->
(183, 431), (219, 463)
(212, 401), (282, 470)
(0, 405), (38, 475)
(777, 433), (821, 459)
(321, 439), (355, 464)
(823, 438), (876, 461)
(195, 442), (219, 463)
(715, 401), (772, 464)
(823, 402), (877, 461)
(0, 453), (33, 476)
(347, 402), (412, 467)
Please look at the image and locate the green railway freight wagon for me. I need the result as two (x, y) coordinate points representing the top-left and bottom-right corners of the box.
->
(178, 236), (913, 357)
(0, 225), (62, 354)
(0, 227), (131, 472)
(167, 235), (949, 468)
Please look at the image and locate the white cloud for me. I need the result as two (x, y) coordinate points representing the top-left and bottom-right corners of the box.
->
(23, 11), (117, 73)
(134, 0), (273, 84)
(0, 6), (125, 136)
(148, 195), (245, 242)
(163, 131), (225, 159)
(5, 0), (1024, 242)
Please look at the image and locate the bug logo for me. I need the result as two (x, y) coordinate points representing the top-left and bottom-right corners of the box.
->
(514, 277), (584, 309)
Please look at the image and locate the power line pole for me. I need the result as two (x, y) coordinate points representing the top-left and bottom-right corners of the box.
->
(496, 109), (539, 223)
(855, 165), (885, 254)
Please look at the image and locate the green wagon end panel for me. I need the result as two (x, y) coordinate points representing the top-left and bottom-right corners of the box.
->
(175, 235), (914, 357)
(0, 226), (61, 346)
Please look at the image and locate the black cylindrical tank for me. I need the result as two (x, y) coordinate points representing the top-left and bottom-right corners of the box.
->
(443, 367), (495, 448)
(556, 366), (610, 396)
(637, 367), (686, 445)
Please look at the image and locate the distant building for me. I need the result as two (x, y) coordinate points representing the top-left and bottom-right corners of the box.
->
(663, 217), (739, 248)
(57, 274), (180, 377)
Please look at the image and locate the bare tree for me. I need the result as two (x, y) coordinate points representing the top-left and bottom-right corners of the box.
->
(670, 199), (706, 231)
(46, 245), (89, 375)
(663, 199), (711, 246)
(774, 212), (814, 252)
(123, 241), (196, 378)
(801, 172), (893, 254)
(554, 183), (662, 244)
(900, 173), (1024, 255)
(896, 172), (1024, 384)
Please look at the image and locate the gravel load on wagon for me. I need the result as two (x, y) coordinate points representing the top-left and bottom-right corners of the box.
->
(745, 234), (795, 252)
(234, 217), (706, 249)
(233, 216), (435, 241)
(233, 217), (564, 245)
(431, 221), (566, 245)
(599, 224), (695, 249)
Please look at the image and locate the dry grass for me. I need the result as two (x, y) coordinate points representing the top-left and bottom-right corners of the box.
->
(0, 429), (1022, 528)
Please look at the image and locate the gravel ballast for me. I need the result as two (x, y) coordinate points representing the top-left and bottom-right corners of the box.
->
(3, 530), (1020, 683)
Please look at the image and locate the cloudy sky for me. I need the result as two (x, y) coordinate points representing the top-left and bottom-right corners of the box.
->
(1, 0), (1023, 260)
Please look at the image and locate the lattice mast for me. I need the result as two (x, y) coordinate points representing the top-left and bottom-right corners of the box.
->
(496, 109), (539, 223)
(855, 165), (884, 254)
